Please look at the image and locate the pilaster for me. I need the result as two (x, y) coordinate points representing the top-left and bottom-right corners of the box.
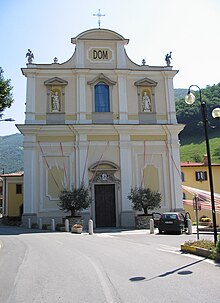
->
(25, 75), (36, 123)
(119, 134), (135, 226)
(23, 135), (37, 214)
(118, 76), (128, 122)
(77, 75), (86, 122)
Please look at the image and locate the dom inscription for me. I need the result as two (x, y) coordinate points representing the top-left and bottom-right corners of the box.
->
(88, 48), (113, 62)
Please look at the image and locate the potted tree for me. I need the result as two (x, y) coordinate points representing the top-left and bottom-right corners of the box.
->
(127, 187), (161, 229)
(58, 184), (92, 233)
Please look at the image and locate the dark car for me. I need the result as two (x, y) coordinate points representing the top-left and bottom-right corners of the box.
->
(158, 212), (185, 234)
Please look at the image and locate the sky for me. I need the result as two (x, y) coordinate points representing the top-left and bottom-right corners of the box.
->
(1, 0), (220, 136)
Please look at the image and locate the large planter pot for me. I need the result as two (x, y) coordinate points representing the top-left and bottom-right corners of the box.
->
(135, 215), (152, 229)
(65, 216), (84, 226)
(71, 226), (83, 234)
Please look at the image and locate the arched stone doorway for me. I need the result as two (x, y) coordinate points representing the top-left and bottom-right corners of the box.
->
(89, 161), (120, 228)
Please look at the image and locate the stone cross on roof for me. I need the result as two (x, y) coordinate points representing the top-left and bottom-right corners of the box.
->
(93, 9), (105, 29)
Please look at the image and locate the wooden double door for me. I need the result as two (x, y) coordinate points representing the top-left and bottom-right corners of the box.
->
(95, 184), (116, 227)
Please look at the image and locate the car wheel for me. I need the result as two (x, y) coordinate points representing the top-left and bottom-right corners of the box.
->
(159, 229), (162, 234)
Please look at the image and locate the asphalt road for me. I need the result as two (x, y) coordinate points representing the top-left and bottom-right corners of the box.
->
(0, 226), (219, 303)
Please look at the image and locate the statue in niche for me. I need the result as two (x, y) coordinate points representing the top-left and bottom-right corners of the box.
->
(142, 91), (151, 112)
(51, 91), (60, 112)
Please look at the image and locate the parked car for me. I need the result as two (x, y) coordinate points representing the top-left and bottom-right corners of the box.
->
(158, 212), (185, 234)
(152, 212), (161, 228)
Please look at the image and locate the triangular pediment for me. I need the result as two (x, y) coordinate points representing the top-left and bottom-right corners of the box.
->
(44, 77), (68, 86)
(134, 77), (157, 87)
(87, 73), (116, 86)
(89, 161), (119, 172)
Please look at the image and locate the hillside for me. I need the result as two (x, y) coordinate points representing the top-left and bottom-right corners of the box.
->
(175, 84), (220, 163)
(174, 88), (187, 101)
(0, 133), (23, 173)
(179, 129), (220, 163)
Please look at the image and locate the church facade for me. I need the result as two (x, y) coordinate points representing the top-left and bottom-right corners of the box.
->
(17, 28), (183, 228)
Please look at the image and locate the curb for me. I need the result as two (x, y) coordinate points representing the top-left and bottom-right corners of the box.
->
(181, 244), (220, 263)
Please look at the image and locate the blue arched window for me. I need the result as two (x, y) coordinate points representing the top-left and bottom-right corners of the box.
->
(95, 82), (110, 112)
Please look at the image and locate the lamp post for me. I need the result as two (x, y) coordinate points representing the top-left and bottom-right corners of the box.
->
(185, 85), (220, 244)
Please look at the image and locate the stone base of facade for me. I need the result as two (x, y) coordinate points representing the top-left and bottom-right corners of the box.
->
(22, 213), (37, 227)
(121, 211), (135, 227)
(21, 211), (92, 229)
(135, 215), (152, 229)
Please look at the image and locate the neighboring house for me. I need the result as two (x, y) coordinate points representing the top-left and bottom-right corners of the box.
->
(17, 28), (183, 228)
(181, 155), (220, 224)
(0, 172), (24, 219)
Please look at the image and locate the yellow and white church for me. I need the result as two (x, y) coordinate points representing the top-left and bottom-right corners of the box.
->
(17, 28), (184, 228)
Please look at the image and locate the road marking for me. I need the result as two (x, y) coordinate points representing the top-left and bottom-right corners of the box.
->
(157, 244), (217, 265)
(157, 248), (180, 255)
(95, 234), (114, 238)
(55, 240), (63, 245)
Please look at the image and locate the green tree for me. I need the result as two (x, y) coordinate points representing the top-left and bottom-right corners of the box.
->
(127, 187), (161, 215)
(58, 184), (92, 217)
(213, 148), (220, 161)
(0, 67), (14, 115)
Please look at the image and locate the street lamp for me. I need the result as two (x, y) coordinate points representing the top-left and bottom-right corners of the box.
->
(0, 118), (15, 122)
(185, 85), (219, 244)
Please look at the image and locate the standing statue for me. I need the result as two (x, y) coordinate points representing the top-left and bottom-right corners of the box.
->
(165, 52), (172, 66)
(52, 91), (60, 112)
(26, 49), (34, 64)
(142, 92), (151, 112)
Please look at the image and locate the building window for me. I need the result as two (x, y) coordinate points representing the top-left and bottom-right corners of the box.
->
(181, 172), (185, 182)
(95, 82), (110, 112)
(16, 184), (22, 194)
(0, 186), (2, 195)
(87, 74), (116, 123)
(195, 171), (208, 181)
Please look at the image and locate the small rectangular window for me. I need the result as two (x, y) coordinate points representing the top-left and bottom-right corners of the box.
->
(181, 172), (185, 182)
(195, 171), (207, 181)
(0, 186), (2, 195)
(16, 184), (22, 194)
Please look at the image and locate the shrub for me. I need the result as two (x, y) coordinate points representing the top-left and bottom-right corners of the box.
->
(184, 239), (215, 251)
(127, 187), (161, 215)
(216, 235), (220, 253)
(42, 224), (50, 230)
(200, 217), (211, 222)
(31, 223), (39, 229)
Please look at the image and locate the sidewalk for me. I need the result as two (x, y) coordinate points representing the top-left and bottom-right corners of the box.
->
(192, 225), (219, 235)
